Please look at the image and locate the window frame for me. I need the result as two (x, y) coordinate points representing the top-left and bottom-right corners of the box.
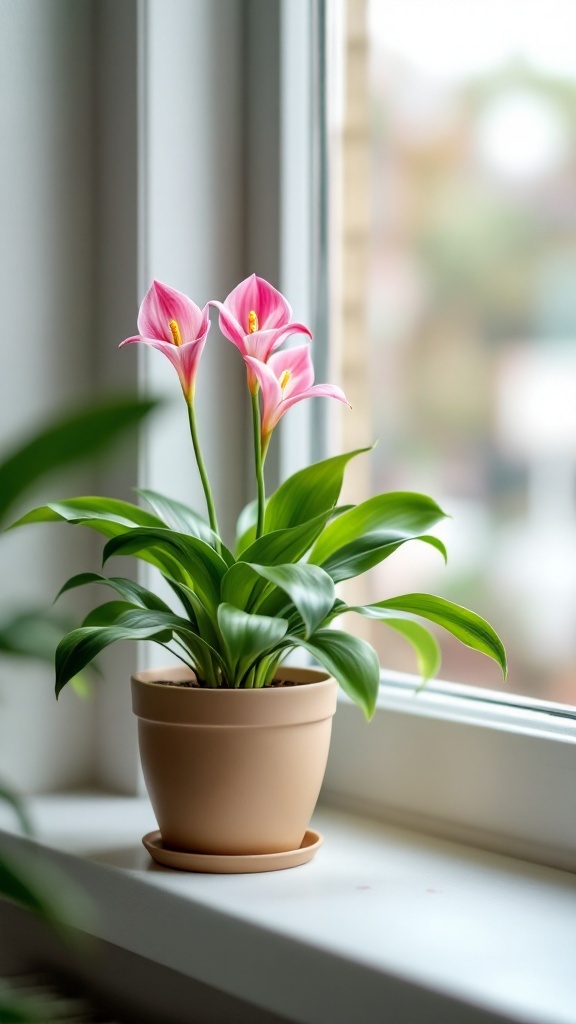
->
(305, 0), (576, 874)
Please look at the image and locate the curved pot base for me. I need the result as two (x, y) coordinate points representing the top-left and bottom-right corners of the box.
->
(142, 828), (323, 873)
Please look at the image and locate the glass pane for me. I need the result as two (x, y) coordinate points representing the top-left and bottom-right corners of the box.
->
(337, 0), (576, 703)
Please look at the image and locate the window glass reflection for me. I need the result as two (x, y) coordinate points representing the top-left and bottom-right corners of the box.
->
(359, 0), (576, 701)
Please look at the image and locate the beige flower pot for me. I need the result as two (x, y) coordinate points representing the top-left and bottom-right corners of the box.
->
(131, 665), (338, 856)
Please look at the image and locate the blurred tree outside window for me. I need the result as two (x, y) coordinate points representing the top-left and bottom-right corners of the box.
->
(336, 0), (576, 703)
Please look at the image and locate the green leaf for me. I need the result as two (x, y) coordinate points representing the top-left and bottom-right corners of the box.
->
(372, 594), (507, 677)
(221, 562), (264, 611)
(0, 608), (71, 664)
(296, 630), (380, 720)
(338, 606), (441, 681)
(82, 601), (137, 627)
(9, 496), (164, 539)
(0, 985), (79, 1023)
(0, 847), (89, 943)
(309, 492), (447, 568)
(0, 850), (57, 919)
(55, 608), (226, 694)
(102, 528), (229, 612)
(419, 535), (448, 563)
(136, 488), (227, 553)
(55, 621), (176, 695)
(264, 446), (373, 533)
(240, 508), (337, 567)
(315, 530), (448, 583)
(248, 563), (336, 637)
(216, 603), (288, 683)
(109, 607), (225, 686)
(0, 786), (33, 836)
(56, 572), (173, 613)
(0, 396), (159, 526)
(158, 577), (199, 630)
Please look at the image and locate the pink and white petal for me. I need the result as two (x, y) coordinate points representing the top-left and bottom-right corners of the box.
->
(281, 383), (351, 416)
(222, 275), (260, 336)
(268, 345), (315, 394)
(179, 337), (207, 398)
(149, 280), (205, 343)
(209, 300), (246, 351)
(199, 303), (211, 337)
(225, 274), (293, 334)
(119, 334), (144, 348)
(262, 321), (313, 352)
(244, 356), (283, 435)
(243, 329), (285, 363)
(253, 275), (292, 329)
(120, 334), (187, 383)
(136, 285), (170, 342)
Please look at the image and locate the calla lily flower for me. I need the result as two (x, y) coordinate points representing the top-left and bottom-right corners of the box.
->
(210, 274), (312, 391)
(245, 346), (350, 449)
(120, 280), (210, 401)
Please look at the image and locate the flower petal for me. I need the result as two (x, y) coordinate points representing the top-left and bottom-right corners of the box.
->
(209, 300), (246, 350)
(254, 322), (313, 355)
(225, 274), (293, 334)
(281, 382), (351, 415)
(137, 280), (206, 345)
(244, 356), (283, 435)
(268, 345), (315, 395)
(178, 337), (208, 398)
(241, 328), (306, 363)
(119, 335), (207, 400)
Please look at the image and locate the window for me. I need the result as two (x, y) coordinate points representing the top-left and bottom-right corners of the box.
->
(2, 0), (575, 873)
(332, 0), (576, 707)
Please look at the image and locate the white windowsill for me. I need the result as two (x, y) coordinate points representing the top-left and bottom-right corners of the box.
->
(1, 794), (575, 1024)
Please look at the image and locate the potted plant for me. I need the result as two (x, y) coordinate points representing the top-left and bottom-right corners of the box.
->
(11, 275), (506, 872)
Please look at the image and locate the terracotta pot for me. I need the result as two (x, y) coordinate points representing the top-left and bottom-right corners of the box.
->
(131, 665), (338, 856)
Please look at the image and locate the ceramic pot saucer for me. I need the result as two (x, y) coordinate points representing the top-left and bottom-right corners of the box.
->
(142, 829), (323, 874)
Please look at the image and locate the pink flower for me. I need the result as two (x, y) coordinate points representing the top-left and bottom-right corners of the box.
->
(210, 274), (312, 392)
(245, 346), (350, 448)
(120, 280), (209, 401)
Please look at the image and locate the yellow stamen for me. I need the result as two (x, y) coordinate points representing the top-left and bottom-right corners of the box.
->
(248, 310), (258, 334)
(169, 319), (182, 346)
(279, 369), (291, 390)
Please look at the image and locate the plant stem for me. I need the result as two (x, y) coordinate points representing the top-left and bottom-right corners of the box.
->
(251, 391), (266, 538)
(186, 400), (220, 551)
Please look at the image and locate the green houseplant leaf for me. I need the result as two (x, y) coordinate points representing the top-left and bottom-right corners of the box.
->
(137, 488), (225, 551)
(309, 492), (448, 568)
(315, 531), (448, 583)
(264, 446), (373, 533)
(0, 397), (159, 527)
(330, 602), (442, 682)
(368, 594), (507, 678)
(216, 603), (289, 683)
(102, 528), (229, 612)
(296, 630), (381, 720)
(240, 507), (338, 567)
(247, 563), (336, 637)
(0, 608), (74, 664)
(0, 786), (33, 836)
(9, 496), (165, 538)
(54, 607), (227, 694)
(56, 572), (173, 613)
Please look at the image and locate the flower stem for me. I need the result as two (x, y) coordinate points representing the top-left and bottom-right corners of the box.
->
(186, 400), (220, 551)
(251, 391), (266, 538)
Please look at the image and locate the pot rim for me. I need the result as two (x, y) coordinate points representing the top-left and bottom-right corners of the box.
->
(131, 665), (338, 727)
